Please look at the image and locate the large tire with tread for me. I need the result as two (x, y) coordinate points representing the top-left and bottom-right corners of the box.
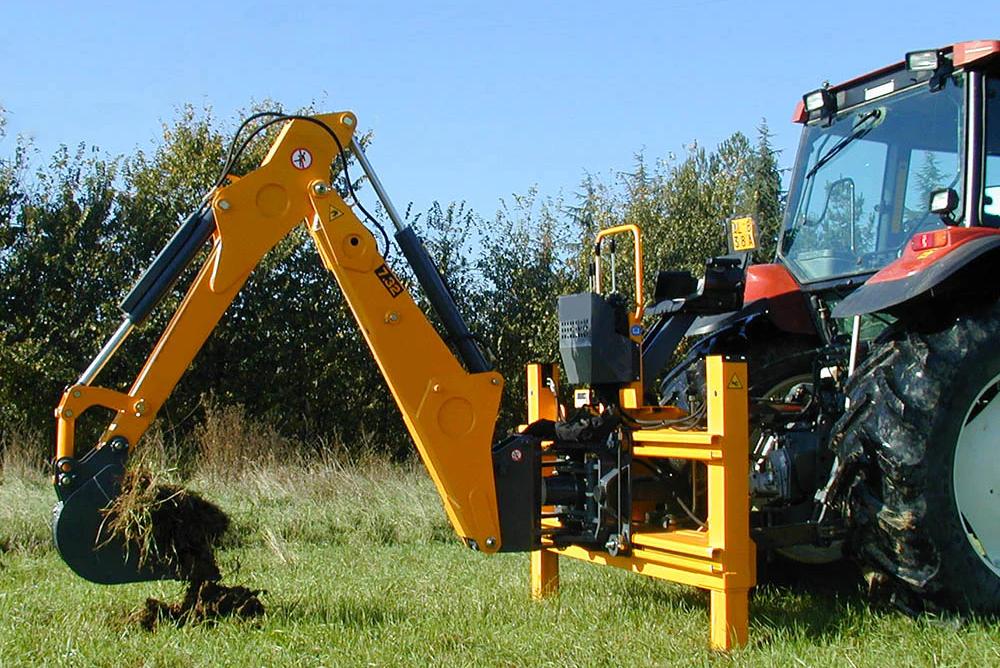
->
(832, 301), (1000, 613)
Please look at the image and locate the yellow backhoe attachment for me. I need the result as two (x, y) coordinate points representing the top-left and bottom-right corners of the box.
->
(53, 112), (505, 583)
(51, 111), (754, 650)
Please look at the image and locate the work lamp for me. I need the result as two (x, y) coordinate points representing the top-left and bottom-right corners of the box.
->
(929, 187), (959, 223)
(803, 88), (836, 120)
(906, 49), (943, 71)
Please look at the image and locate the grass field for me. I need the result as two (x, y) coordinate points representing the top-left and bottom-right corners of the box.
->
(2, 454), (1000, 667)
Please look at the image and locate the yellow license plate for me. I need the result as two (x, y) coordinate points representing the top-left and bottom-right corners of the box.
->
(729, 216), (758, 252)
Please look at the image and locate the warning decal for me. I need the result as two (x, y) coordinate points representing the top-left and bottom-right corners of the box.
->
(727, 374), (744, 390)
(329, 205), (343, 220)
(291, 148), (313, 170)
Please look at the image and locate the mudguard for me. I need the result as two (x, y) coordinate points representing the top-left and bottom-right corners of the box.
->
(833, 228), (1000, 318)
(643, 264), (815, 393)
(653, 263), (825, 404)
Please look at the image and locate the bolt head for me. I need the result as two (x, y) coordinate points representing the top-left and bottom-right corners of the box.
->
(343, 116), (355, 126)
(72, 390), (81, 398)
(218, 200), (231, 210)
(491, 378), (500, 386)
(59, 474), (74, 487)
(313, 182), (330, 195)
(62, 409), (73, 418)
(485, 537), (497, 548)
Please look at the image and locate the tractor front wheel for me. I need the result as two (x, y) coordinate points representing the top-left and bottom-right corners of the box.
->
(833, 303), (1000, 613)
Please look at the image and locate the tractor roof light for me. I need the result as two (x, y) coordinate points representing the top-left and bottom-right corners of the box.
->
(906, 49), (944, 71)
(906, 49), (954, 91)
(803, 88), (836, 121)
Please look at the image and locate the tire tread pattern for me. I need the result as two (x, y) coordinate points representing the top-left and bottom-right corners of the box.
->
(832, 303), (1000, 612)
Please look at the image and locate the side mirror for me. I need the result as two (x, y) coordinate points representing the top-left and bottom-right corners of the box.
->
(929, 187), (959, 225)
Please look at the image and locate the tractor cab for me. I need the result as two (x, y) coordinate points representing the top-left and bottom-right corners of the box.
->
(778, 41), (1000, 290)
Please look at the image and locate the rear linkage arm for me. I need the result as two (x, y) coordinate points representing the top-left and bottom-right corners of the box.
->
(52, 112), (517, 584)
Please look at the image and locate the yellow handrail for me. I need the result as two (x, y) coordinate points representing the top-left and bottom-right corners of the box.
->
(594, 224), (644, 321)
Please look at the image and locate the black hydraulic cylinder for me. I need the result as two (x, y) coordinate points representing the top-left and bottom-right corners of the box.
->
(395, 226), (491, 373)
(542, 475), (584, 506)
(120, 207), (216, 325)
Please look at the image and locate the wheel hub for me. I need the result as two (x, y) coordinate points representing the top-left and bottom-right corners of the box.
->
(954, 372), (1000, 576)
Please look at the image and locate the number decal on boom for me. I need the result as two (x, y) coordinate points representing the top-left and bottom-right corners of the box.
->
(375, 264), (404, 298)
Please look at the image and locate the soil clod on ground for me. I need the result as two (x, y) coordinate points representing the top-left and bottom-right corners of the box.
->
(104, 466), (266, 629)
(132, 580), (265, 630)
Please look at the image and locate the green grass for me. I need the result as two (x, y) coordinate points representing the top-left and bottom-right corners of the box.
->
(2, 464), (1000, 667)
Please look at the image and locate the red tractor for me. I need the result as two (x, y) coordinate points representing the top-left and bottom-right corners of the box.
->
(654, 39), (1000, 613)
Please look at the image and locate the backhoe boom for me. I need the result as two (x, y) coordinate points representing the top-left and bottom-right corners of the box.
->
(53, 112), (505, 583)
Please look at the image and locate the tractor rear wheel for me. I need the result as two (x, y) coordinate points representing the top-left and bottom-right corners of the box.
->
(833, 302), (1000, 613)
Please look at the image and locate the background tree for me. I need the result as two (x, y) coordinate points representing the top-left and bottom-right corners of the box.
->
(0, 106), (784, 459)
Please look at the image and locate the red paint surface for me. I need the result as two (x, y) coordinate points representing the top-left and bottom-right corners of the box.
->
(953, 40), (1000, 67)
(791, 99), (806, 124)
(868, 227), (1000, 284)
(745, 263), (800, 301)
(744, 264), (814, 334)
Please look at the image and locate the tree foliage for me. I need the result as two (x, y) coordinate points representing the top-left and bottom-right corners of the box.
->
(0, 106), (783, 456)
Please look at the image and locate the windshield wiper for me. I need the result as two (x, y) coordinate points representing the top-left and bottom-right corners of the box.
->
(805, 109), (882, 179)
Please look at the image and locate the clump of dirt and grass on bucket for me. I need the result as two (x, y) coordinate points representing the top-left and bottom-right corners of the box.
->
(102, 465), (264, 630)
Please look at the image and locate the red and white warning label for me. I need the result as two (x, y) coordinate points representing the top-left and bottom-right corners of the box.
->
(290, 148), (313, 170)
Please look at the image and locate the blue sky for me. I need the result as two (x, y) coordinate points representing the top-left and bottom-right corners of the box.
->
(0, 1), (994, 218)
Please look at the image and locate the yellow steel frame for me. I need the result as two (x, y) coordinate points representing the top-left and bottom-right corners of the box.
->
(526, 363), (560, 599)
(530, 356), (754, 650)
(55, 112), (506, 552)
(532, 209), (754, 651)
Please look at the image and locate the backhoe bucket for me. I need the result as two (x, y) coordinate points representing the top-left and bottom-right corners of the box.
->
(52, 445), (174, 584)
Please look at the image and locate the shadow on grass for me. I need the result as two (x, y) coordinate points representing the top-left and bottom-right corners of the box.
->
(748, 559), (872, 642)
(619, 558), (882, 643)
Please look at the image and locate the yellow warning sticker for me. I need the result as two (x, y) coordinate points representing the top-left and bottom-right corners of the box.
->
(727, 374), (744, 390)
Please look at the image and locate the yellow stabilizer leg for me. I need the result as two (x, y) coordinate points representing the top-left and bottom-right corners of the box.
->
(526, 363), (560, 599)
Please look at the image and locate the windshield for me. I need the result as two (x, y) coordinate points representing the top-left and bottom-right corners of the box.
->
(779, 75), (965, 284)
